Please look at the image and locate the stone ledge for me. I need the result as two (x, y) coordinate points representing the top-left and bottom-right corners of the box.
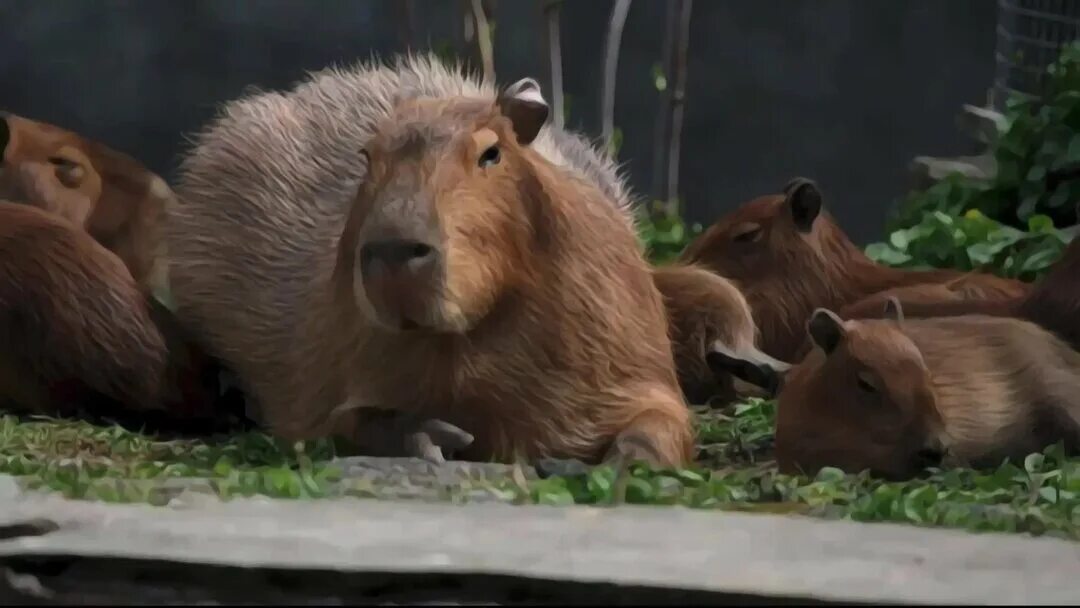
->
(0, 475), (1077, 605)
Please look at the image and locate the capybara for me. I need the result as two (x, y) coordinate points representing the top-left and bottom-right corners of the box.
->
(0, 201), (169, 417)
(837, 237), (1080, 352)
(773, 300), (1080, 480)
(0, 111), (172, 296)
(165, 55), (693, 466)
(651, 262), (789, 405)
(678, 177), (1030, 361)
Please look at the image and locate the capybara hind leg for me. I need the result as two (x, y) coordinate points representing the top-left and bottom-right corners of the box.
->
(604, 406), (693, 468)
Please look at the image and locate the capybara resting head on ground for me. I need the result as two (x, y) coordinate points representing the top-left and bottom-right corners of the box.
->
(167, 56), (693, 466)
(0, 111), (172, 295)
(651, 263), (789, 405)
(678, 178), (1030, 361)
(774, 300), (1080, 480)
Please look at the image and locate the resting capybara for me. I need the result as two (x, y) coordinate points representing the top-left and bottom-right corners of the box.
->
(837, 237), (1080, 352)
(773, 300), (1080, 480)
(0, 111), (172, 295)
(165, 56), (693, 466)
(678, 177), (1030, 361)
(0, 201), (170, 418)
(651, 262), (789, 405)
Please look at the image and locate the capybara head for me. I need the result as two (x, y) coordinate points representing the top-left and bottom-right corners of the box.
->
(774, 300), (946, 480)
(335, 78), (551, 333)
(0, 111), (172, 292)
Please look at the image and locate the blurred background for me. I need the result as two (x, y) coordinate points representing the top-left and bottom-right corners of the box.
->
(0, 0), (1071, 245)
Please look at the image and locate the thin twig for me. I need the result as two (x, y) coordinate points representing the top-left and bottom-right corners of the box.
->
(665, 0), (693, 209)
(600, 0), (632, 150)
(541, 0), (565, 129)
(469, 0), (496, 85)
(651, 0), (679, 207)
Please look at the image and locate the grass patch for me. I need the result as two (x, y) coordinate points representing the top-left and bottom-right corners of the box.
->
(2, 406), (1079, 540)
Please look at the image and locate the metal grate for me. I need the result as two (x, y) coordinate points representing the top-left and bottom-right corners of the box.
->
(993, 0), (1080, 109)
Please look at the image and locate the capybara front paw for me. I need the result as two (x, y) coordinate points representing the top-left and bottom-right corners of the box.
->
(401, 417), (475, 464)
(603, 430), (666, 468)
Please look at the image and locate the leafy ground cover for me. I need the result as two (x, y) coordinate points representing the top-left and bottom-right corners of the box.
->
(3, 400), (1079, 541)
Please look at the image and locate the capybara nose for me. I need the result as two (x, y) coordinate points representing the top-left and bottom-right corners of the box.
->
(360, 239), (438, 278)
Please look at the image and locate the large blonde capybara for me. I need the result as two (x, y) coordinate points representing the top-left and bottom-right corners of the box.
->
(165, 55), (693, 467)
(0, 111), (173, 297)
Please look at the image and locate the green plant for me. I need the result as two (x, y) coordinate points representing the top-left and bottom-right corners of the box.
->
(866, 208), (1078, 282)
(889, 42), (1080, 233)
(637, 200), (701, 265)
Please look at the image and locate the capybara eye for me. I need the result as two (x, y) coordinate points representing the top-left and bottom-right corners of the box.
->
(856, 371), (878, 394)
(733, 225), (762, 243)
(47, 156), (77, 169)
(479, 145), (501, 168)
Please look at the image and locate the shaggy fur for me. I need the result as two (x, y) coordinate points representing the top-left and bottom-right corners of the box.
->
(166, 55), (692, 465)
(0, 202), (168, 415)
(678, 178), (1030, 362)
(775, 308), (1080, 480)
(0, 112), (173, 296)
(652, 262), (789, 405)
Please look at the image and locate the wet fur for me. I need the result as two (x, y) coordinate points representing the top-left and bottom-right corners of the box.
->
(166, 54), (691, 465)
(0, 112), (172, 296)
(679, 186), (1030, 361)
(776, 313), (1080, 480)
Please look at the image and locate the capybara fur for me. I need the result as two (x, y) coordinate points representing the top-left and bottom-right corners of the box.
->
(837, 237), (1080, 352)
(678, 178), (1031, 361)
(774, 302), (1080, 480)
(165, 55), (693, 466)
(0, 111), (172, 296)
(652, 262), (789, 405)
(0, 201), (169, 418)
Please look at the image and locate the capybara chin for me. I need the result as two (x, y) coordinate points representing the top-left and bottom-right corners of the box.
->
(0, 111), (172, 296)
(678, 177), (1030, 362)
(651, 262), (789, 405)
(166, 55), (693, 467)
(774, 302), (1080, 481)
(0, 201), (169, 418)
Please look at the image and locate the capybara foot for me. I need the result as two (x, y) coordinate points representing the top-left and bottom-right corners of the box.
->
(353, 409), (474, 464)
(602, 408), (692, 469)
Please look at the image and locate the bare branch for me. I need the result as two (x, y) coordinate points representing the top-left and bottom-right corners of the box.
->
(540, 0), (565, 129)
(651, 0), (679, 204)
(666, 0), (693, 208)
(468, 0), (496, 85)
(600, 0), (632, 150)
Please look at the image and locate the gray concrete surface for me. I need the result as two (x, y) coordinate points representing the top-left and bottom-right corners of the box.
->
(0, 473), (1078, 605)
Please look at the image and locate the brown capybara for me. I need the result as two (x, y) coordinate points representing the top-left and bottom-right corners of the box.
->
(837, 237), (1080, 352)
(677, 177), (1030, 361)
(0, 201), (169, 417)
(0, 111), (172, 296)
(651, 262), (790, 405)
(773, 300), (1080, 480)
(165, 55), (693, 467)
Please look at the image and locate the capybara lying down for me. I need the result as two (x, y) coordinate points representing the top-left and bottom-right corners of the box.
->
(165, 56), (693, 467)
(0, 111), (172, 296)
(677, 177), (1030, 361)
(772, 300), (1080, 480)
(652, 263), (789, 405)
(838, 237), (1080, 352)
(0, 201), (230, 432)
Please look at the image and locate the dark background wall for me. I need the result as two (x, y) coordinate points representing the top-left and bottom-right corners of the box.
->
(0, 0), (998, 244)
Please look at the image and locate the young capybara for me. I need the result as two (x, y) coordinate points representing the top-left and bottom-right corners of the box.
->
(651, 262), (790, 405)
(0, 111), (172, 296)
(837, 237), (1080, 352)
(0, 201), (170, 418)
(773, 300), (1080, 480)
(677, 177), (1030, 361)
(165, 55), (693, 466)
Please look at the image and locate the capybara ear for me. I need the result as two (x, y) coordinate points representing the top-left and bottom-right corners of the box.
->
(705, 350), (783, 398)
(807, 308), (845, 355)
(783, 177), (822, 233)
(497, 77), (549, 146)
(882, 295), (905, 324)
(0, 112), (10, 159)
